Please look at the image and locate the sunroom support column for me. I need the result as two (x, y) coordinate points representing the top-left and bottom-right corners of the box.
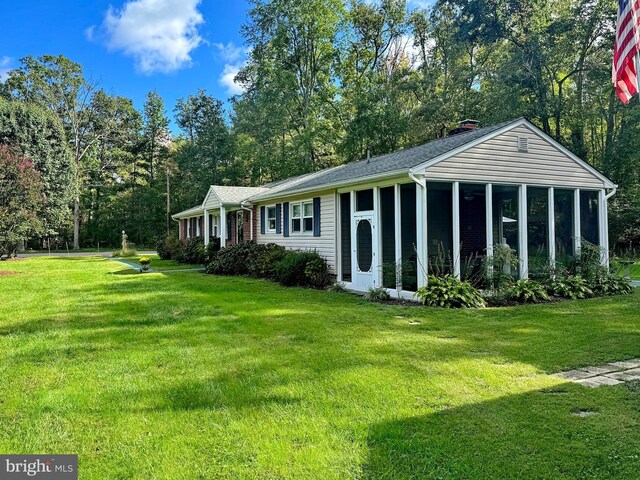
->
(220, 206), (226, 248)
(416, 180), (428, 288)
(573, 189), (581, 256)
(203, 209), (209, 246)
(598, 189), (608, 267)
(485, 184), (493, 258)
(518, 185), (528, 279)
(548, 187), (555, 270)
(452, 181), (461, 279)
(394, 184), (402, 291)
(373, 186), (381, 288)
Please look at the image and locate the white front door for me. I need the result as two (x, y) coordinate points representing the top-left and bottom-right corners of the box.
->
(352, 211), (378, 291)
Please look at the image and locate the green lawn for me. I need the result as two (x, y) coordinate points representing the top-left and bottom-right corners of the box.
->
(1, 257), (640, 479)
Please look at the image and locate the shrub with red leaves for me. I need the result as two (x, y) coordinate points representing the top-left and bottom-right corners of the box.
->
(0, 145), (43, 258)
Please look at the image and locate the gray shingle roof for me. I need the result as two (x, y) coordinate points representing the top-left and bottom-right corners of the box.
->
(210, 186), (269, 204)
(252, 118), (520, 199)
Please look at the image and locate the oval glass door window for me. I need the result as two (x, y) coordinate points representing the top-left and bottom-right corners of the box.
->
(356, 219), (373, 272)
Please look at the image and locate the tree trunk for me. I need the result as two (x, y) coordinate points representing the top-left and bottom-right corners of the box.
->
(73, 197), (80, 249)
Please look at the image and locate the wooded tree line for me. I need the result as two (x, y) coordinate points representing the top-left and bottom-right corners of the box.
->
(1, 0), (639, 250)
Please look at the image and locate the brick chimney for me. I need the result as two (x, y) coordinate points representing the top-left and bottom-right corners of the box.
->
(448, 119), (479, 136)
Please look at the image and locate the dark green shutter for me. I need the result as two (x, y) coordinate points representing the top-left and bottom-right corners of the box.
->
(313, 197), (321, 237)
(283, 202), (290, 237)
(275, 204), (282, 234)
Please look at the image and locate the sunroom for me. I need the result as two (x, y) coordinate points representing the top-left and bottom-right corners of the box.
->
(335, 121), (615, 297)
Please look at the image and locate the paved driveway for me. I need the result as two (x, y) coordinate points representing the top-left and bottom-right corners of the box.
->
(17, 251), (156, 258)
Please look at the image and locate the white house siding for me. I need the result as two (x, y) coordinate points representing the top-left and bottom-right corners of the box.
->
(424, 124), (605, 188)
(255, 191), (337, 273)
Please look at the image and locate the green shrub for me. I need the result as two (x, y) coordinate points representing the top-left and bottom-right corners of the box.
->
(547, 275), (593, 299)
(590, 272), (633, 296)
(206, 236), (221, 262)
(415, 275), (485, 308)
(304, 255), (331, 288)
(180, 236), (206, 264)
(206, 242), (252, 275)
(156, 237), (171, 260)
(274, 251), (329, 289)
(364, 287), (391, 302)
(156, 233), (180, 260)
(247, 243), (288, 279)
(506, 279), (550, 303)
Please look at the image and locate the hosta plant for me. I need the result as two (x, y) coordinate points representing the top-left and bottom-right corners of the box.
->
(506, 280), (550, 304)
(415, 275), (485, 309)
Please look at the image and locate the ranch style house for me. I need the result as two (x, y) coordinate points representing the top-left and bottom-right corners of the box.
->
(172, 118), (616, 297)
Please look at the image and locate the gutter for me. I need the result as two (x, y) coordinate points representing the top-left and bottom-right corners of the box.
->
(605, 186), (617, 200)
(247, 169), (410, 203)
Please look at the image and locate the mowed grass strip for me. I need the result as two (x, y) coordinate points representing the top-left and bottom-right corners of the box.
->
(1, 256), (639, 479)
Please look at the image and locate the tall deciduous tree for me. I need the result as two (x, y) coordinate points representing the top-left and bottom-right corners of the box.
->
(235, 0), (345, 180)
(0, 99), (74, 237)
(4, 55), (103, 249)
(173, 89), (236, 209)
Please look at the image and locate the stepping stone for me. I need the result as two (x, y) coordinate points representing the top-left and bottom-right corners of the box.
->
(575, 376), (624, 388)
(579, 365), (619, 376)
(571, 410), (597, 417)
(552, 370), (595, 380)
(605, 368), (640, 381)
(607, 359), (640, 369)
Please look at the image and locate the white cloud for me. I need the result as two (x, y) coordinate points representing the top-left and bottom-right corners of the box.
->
(0, 56), (11, 82)
(220, 64), (244, 95)
(98, 0), (204, 74)
(214, 41), (249, 96)
(213, 42), (246, 63)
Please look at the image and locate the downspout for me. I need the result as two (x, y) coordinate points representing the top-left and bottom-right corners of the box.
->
(605, 186), (617, 199)
(240, 201), (254, 241)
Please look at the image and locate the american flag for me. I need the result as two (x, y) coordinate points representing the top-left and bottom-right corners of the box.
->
(613, 0), (640, 103)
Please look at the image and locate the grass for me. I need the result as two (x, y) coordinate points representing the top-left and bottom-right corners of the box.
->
(1, 256), (640, 479)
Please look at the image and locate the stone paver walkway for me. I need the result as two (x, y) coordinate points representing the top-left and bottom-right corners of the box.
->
(553, 358), (640, 387)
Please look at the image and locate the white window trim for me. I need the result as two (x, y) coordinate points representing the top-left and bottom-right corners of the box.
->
(290, 200), (314, 236)
(266, 205), (277, 233)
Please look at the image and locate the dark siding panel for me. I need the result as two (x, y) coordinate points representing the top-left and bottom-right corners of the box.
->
(380, 187), (396, 288)
(340, 193), (351, 281)
(401, 183), (417, 291)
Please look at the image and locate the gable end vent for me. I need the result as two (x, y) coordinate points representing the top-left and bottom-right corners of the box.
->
(517, 137), (529, 152)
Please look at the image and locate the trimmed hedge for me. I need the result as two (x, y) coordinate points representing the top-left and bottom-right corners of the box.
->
(205, 241), (330, 289)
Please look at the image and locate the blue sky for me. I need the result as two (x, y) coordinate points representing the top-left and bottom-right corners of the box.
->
(0, 0), (251, 132)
